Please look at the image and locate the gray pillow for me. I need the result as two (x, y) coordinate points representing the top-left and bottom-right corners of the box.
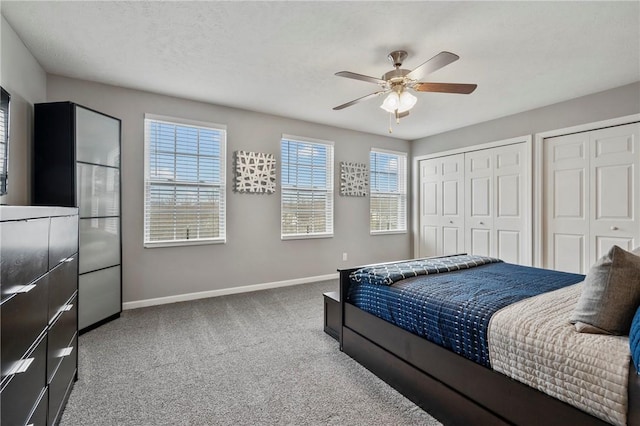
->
(570, 245), (640, 335)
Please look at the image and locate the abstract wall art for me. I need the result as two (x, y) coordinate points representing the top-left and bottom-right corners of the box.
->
(340, 161), (368, 196)
(234, 150), (276, 194)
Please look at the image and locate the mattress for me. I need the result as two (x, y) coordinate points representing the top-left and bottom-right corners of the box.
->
(488, 283), (630, 426)
(348, 261), (585, 366)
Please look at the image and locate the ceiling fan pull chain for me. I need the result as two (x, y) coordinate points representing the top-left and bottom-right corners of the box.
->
(388, 112), (393, 133)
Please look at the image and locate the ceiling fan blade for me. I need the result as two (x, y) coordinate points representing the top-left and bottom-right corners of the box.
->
(335, 71), (387, 85)
(333, 91), (387, 110)
(413, 82), (477, 94)
(406, 51), (460, 81)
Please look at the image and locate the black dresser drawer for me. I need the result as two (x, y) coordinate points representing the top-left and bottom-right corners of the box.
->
(48, 334), (77, 426)
(0, 334), (47, 426)
(1, 274), (48, 379)
(0, 218), (49, 302)
(48, 296), (77, 383)
(49, 215), (78, 268)
(48, 256), (78, 324)
(27, 387), (48, 426)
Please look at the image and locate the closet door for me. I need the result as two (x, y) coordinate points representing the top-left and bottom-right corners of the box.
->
(589, 123), (640, 264)
(544, 133), (589, 273)
(494, 143), (528, 264)
(465, 150), (493, 257)
(466, 143), (528, 264)
(543, 122), (640, 273)
(419, 154), (464, 257)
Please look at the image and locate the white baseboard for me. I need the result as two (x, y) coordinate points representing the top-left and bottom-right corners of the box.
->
(122, 273), (339, 310)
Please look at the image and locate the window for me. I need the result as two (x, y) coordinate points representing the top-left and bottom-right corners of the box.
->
(370, 149), (407, 233)
(281, 135), (334, 239)
(144, 114), (226, 247)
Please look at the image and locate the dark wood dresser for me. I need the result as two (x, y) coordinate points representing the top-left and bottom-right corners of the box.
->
(1, 206), (79, 426)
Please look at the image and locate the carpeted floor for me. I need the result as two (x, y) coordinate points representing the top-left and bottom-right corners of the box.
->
(60, 280), (442, 425)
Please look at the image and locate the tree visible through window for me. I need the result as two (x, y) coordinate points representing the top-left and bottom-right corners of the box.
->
(281, 135), (334, 239)
(144, 114), (226, 247)
(370, 149), (407, 233)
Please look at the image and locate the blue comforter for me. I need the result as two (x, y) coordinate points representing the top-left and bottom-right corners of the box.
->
(348, 261), (585, 367)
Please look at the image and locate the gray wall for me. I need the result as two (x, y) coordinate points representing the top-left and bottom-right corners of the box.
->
(0, 16), (47, 205)
(412, 82), (640, 157)
(47, 75), (411, 303)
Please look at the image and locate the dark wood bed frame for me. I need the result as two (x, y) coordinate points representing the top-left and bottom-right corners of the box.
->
(338, 261), (640, 426)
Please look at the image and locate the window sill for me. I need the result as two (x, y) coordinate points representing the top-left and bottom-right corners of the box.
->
(370, 230), (407, 236)
(281, 233), (333, 241)
(144, 238), (226, 248)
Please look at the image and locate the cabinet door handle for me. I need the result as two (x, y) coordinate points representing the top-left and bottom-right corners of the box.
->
(59, 347), (74, 357)
(16, 284), (36, 294)
(479, 221), (484, 225)
(610, 226), (619, 231)
(62, 304), (73, 312)
(8, 357), (34, 375)
(449, 220), (454, 224)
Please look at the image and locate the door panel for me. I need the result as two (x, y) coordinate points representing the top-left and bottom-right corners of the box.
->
(421, 226), (438, 258)
(553, 234), (585, 274)
(419, 154), (464, 257)
(544, 133), (590, 272)
(497, 230), (520, 264)
(471, 228), (491, 256)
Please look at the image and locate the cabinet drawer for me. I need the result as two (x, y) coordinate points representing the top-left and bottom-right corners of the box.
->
(49, 215), (78, 268)
(48, 255), (78, 324)
(1, 274), (48, 379)
(79, 217), (120, 274)
(0, 218), (49, 301)
(48, 296), (77, 383)
(79, 265), (121, 330)
(27, 387), (48, 426)
(48, 334), (77, 426)
(0, 335), (47, 426)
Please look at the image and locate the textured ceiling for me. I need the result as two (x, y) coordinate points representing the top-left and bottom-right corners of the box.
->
(2, 1), (639, 140)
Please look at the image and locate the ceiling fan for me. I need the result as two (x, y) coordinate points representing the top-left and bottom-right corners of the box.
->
(333, 50), (477, 129)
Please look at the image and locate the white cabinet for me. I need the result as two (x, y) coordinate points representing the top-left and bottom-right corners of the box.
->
(543, 122), (640, 273)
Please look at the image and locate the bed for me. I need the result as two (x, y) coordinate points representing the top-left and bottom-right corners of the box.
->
(337, 254), (640, 426)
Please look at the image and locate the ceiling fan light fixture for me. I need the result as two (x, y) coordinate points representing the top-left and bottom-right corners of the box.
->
(380, 92), (400, 113)
(399, 91), (417, 112)
(380, 90), (417, 114)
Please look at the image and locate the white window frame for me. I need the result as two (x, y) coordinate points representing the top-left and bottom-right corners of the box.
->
(370, 148), (407, 235)
(144, 113), (226, 248)
(280, 134), (334, 240)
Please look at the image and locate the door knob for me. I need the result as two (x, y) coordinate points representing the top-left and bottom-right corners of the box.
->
(610, 226), (619, 231)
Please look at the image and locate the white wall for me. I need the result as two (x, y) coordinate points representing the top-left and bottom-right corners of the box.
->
(47, 75), (411, 304)
(412, 82), (640, 157)
(0, 16), (47, 205)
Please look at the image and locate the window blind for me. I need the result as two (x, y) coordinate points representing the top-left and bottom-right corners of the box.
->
(281, 136), (334, 239)
(370, 149), (407, 233)
(144, 115), (226, 247)
(0, 90), (8, 195)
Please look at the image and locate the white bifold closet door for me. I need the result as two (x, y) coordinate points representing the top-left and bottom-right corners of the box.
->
(544, 122), (640, 274)
(418, 154), (465, 258)
(465, 143), (528, 264)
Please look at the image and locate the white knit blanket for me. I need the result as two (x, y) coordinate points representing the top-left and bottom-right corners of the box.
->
(488, 283), (630, 425)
